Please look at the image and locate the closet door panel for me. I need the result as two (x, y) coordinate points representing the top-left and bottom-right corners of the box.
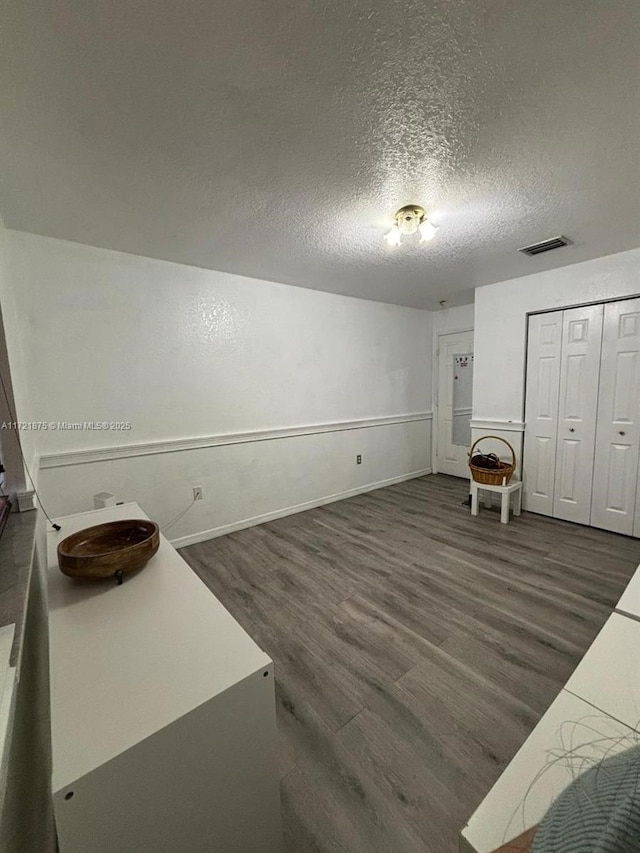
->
(523, 313), (562, 515)
(553, 304), (603, 524)
(591, 298), (640, 535)
(557, 438), (580, 501)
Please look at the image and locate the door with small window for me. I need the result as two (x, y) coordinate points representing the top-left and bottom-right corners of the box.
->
(436, 330), (474, 478)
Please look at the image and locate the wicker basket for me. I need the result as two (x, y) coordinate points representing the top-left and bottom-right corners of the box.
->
(468, 435), (516, 486)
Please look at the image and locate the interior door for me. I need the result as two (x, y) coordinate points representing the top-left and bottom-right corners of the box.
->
(553, 304), (604, 524)
(523, 312), (563, 516)
(590, 298), (640, 535)
(436, 330), (474, 478)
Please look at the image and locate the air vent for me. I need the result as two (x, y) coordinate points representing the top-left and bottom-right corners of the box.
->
(518, 235), (572, 257)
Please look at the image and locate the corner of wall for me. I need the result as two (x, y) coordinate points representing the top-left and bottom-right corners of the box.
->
(0, 226), (31, 496)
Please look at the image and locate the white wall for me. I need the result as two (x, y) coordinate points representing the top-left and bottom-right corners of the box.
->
(3, 232), (433, 543)
(432, 303), (475, 337)
(472, 248), (640, 471)
(0, 219), (29, 494)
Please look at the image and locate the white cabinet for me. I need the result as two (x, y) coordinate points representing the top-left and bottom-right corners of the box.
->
(524, 297), (640, 537)
(47, 503), (283, 853)
(0, 624), (16, 793)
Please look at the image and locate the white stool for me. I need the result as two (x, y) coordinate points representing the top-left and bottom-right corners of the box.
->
(470, 479), (523, 524)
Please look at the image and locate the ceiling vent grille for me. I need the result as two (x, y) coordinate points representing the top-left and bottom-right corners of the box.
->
(518, 235), (572, 257)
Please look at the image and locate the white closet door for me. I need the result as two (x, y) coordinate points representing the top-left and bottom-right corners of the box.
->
(590, 298), (640, 535)
(553, 304), (603, 525)
(523, 313), (563, 515)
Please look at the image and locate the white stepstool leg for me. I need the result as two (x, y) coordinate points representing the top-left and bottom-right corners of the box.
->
(483, 490), (492, 510)
(500, 492), (510, 524)
(471, 482), (479, 516)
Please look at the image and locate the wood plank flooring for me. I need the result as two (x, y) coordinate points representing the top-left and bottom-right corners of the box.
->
(180, 474), (640, 853)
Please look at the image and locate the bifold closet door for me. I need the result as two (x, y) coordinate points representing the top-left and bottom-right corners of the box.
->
(523, 313), (563, 515)
(590, 298), (640, 535)
(553, 304), (603, 525)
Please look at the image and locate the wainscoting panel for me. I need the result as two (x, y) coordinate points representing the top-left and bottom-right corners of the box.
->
(38, 416), (432, 545)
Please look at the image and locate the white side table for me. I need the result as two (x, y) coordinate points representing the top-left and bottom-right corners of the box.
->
(470, 479), (522, 524)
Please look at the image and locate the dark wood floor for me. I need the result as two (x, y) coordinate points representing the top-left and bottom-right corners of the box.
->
(180, 474), (640, 853)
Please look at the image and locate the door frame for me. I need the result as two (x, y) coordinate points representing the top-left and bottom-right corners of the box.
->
(432, 327), (474, 475)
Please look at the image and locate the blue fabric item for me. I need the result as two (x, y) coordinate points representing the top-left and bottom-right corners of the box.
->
(531, 745), (640, 852)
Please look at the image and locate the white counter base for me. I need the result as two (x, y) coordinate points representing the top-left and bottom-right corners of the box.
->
(47, 503), (282, 853)
(0, 624), (16, 799)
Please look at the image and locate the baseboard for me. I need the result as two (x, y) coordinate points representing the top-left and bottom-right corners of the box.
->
(171, 468), (432, 549)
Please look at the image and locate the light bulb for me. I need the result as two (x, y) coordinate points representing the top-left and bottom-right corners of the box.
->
(398, 210), (420, 235)
(419, 219), (439, 243)
(384, 224), (402, 247)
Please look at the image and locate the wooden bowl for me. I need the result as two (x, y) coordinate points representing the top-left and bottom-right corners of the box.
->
(57, 520), (160, 580)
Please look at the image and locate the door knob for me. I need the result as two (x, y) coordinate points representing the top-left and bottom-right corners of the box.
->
(569, 427), (575, 432)
(619, 430), (626, 436)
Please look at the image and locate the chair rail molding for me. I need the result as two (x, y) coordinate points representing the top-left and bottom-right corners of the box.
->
(39, 412), (433, 470)
(470, 419), (525, 433)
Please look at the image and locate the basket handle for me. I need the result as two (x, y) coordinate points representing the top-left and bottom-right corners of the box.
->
(468, 435), (516, 468)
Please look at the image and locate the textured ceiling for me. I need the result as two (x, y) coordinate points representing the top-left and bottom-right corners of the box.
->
(1, 1), (639, 309)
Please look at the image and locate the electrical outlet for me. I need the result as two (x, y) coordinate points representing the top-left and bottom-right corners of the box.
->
(192, 486), (203, 501)
(356, 454), (362, 464)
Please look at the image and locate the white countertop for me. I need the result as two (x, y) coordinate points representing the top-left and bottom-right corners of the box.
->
(615, 563), (640, 620)
(48, 502), (271, 793)
(563, 612), (640, 729)
(461, 611), (640, 853)
(461, 689), (639, 853)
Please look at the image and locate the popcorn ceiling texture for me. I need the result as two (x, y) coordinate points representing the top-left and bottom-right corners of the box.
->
(1, 0), (639, 309)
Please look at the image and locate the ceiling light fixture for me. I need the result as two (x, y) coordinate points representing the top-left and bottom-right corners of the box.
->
(384, 205), (439, 247)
